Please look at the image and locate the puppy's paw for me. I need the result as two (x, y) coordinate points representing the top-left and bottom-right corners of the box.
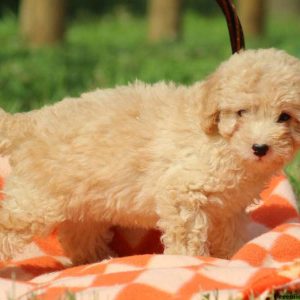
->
(163, 239), (210, 257)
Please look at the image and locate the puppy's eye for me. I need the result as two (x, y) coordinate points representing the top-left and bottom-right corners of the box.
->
(277, 112), (291, 123)
(237, 109), (247, 117)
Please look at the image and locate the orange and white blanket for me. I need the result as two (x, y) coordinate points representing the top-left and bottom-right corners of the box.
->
(0, 156), (299, 299)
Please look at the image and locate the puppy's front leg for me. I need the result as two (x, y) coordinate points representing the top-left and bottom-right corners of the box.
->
(157, 188), (210, 256)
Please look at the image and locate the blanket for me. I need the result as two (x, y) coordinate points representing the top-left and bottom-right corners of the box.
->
(0, 156), (299, 299)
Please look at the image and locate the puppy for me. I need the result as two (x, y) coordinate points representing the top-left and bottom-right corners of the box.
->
(0, 48), (299, 264)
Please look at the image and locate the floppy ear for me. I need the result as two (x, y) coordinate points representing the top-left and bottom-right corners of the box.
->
(198, 75), (220, 135)
(217, 111), (238, 138)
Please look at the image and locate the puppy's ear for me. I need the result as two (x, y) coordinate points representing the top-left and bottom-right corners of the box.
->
(198, 75), (220, 135)
(217, 111), (238, 138)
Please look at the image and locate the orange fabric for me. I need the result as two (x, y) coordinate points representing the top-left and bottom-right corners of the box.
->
(251, 195), (298, 228)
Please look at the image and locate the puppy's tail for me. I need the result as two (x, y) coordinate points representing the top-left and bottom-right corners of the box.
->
(0, 109), (12, 154)
(0, 109), (36, 155)
(0, 108), (7, 118)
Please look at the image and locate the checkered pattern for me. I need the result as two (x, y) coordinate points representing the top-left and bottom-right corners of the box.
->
(0, 156), (299, 299)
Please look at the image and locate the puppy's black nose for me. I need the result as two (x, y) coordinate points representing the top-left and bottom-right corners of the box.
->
(252, 144), (269, 157)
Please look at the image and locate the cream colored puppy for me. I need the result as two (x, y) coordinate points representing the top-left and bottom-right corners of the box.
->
(0, 49), (299, 264)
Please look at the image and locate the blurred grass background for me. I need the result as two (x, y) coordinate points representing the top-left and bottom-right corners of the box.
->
(0, 3), (299, 199)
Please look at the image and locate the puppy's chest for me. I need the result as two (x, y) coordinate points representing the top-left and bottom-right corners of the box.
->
(208, 172), (267, 219)
(181, 151), (245, 192)
(181, 154), (262, 209)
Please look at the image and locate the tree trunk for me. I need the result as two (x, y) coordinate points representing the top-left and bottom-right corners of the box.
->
(19, 0), (67, 46)
(238, 0), (266, 37)
(148, 0), (183, 42)
(269, 0), (300, 16)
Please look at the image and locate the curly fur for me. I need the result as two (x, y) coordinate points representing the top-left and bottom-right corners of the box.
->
(0, 48), (300, 264)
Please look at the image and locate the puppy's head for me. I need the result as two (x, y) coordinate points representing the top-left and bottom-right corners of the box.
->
(198, 48), (300, 169)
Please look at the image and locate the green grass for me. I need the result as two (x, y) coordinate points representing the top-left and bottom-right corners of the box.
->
(0, 10), (300, 198)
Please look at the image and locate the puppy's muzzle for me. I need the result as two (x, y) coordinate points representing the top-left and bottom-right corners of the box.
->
(252, 144), (269, 157)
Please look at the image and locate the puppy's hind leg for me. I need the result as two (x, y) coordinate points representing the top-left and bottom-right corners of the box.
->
(58, 221), (115, 265)
(0, 174), (65, 261)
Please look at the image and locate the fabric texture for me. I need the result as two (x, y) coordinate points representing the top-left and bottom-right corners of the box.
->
(0, 156), (299, 299)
